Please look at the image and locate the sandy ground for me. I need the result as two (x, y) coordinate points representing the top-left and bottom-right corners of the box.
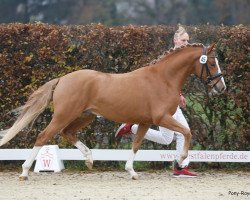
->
(0, 170), (249, 200)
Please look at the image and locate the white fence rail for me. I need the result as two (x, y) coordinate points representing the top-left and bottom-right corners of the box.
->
(0, 148), (249, 162)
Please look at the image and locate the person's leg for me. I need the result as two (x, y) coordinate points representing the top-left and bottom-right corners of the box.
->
(173, 107), (197, 177)
(132, 108), (192, 169)
(174, 107), (190, 167)
(175, 133), (189, 167)
(115, 109), (189, 163)
(131, 124), (175, 145)
(115, 123), (175, 145)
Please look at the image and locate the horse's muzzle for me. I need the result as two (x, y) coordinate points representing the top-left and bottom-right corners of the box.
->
(210, 81), (226, 94)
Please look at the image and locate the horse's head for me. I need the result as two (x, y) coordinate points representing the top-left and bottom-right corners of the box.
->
(194, 43), (226, 94)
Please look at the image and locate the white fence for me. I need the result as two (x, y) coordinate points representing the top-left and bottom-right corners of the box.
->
(1, 147), (249, 172)
(0, 148), (249, 162)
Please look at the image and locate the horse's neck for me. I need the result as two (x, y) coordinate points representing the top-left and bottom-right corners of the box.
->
(156, 49), (196, 91)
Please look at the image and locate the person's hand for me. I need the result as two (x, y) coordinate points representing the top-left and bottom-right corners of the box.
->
(179, 94), (186, 108)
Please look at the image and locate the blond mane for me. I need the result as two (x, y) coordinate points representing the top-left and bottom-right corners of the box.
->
(148, 43), (204, 65)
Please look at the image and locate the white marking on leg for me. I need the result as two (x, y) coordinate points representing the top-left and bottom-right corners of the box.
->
(20, 146), (41, 178)
(75, 141), (93, 169)
(125, 150), (138, 180)
(75, 141), (91, 158)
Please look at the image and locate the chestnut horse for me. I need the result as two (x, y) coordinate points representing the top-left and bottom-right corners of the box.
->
(0, 43), (226, 180)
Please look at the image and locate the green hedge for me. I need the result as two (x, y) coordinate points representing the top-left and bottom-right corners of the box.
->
(0, 23), (249, 151)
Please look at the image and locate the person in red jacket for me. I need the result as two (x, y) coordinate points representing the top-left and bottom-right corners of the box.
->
(115, 25), (197, 178)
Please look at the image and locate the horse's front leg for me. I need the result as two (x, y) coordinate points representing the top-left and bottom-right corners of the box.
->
(158, 115), (192, 165)
(126, 124), (150, 180)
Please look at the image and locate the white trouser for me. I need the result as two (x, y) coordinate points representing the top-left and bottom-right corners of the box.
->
(131, 107), (190, 167)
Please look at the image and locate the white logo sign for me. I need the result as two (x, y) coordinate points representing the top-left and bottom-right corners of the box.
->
(199, 55), (208, 64)
(34, 145), (65, 173)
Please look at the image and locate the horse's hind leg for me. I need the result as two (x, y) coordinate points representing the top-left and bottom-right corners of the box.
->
(19, 118), (71, 180)
(126, 124), (150, 180)
(60, 112), (96, 170)
(19, 146), (42, 180)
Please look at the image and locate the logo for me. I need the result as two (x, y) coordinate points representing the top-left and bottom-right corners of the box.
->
(40, 147), (54, 170)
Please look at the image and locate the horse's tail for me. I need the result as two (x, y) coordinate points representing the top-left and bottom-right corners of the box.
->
(0, 78), (60, 146)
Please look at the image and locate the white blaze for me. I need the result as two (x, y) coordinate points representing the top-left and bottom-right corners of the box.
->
(215, 58), (226, 89)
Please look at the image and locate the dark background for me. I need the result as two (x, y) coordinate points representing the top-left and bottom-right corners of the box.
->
(0, 0), (249, 26)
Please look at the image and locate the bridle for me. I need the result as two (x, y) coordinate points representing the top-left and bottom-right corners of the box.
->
(199, 46), (223, 89)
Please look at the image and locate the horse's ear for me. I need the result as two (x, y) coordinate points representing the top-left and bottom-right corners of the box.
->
(207, 43), (216, 54)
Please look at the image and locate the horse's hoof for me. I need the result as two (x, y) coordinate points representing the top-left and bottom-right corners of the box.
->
(85, 160), (93, 170)
(125, 166), (139, 180)
(132, 174), (139, 180)
(173, 159), (180, 168)
(19, 176), (28, 181)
